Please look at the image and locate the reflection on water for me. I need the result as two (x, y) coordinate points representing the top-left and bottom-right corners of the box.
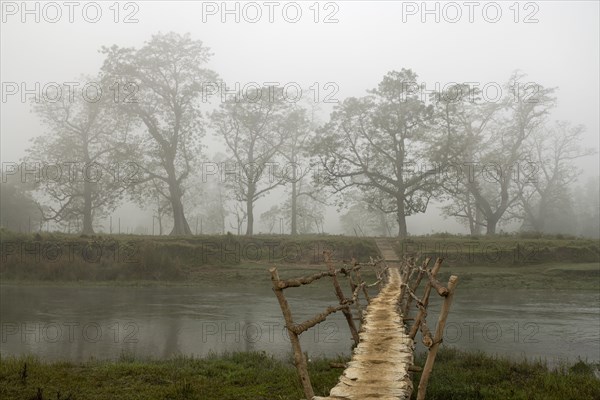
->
(1, 284), (598, 365)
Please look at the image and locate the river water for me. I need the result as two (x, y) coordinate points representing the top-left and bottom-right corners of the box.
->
(1, 284), (598, 365)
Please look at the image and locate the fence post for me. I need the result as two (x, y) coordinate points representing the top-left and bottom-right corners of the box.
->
(269, 267), (314, 399)
(409, 258), (444, 339)
(416, 275), (459, 400)
(325, 252), (360, 346)
(403, 257), (430, 316)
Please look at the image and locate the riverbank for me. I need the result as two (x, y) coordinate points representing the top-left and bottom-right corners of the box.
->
(1, 231), (598, 290)
(2, 261), (598, 290)
(1, 349), (598, 400)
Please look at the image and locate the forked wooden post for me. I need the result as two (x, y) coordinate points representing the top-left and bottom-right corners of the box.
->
(402, 257), (431, 316)
(325, 252), (360, 345)
(409, 258), (444, 339)
(355, 268), (371, 304)
(269, 267), (314, 400)
(397, 259), (412, 311)
(416, 275), (459, 400)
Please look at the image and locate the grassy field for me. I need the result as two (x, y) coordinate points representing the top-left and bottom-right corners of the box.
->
(1, 349), (598, 400)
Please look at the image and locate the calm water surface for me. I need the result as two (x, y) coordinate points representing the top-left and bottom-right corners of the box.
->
(1, 283), (598, 365)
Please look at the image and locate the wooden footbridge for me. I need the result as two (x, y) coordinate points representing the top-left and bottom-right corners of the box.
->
(270, 239), (459, 400)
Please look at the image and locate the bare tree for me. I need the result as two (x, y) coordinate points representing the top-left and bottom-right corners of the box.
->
(313, 69), (441, 237)
(27, 76), (134, 234)
(211, 86), (289, 235)
(434, 83), (499, 235)
(516, 121), (595, 232)
(101, 32), (217, 235)
(281, 180), (326, 234)
(228, 201), (247, 236)
(277, 104), (325, 235)
(442, 72), (556, 234)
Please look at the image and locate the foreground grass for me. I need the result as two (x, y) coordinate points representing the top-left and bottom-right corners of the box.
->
(414, 348), (600, 400)
(1, 349), (598, 400)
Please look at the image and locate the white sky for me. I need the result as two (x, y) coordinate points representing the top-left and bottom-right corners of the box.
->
(1, 1), (598, 234)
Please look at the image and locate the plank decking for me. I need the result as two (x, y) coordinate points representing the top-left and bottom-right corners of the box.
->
(314, 239), (414, 400)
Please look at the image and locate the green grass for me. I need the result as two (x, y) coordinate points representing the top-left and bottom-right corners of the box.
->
(395, 235), (599, 267)
(435, 262), (600, 290)
(0, 351), (343, 400)
(1, 349), (598, 400)
(413, 348), (600, 400)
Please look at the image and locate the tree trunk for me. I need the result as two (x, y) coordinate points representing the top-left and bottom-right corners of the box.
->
(533, 198), (546, 232)
(168, 177), (191, 236)
(246, 192), (254, 235)
(468, 214), (476, 236)
(474, 207), (483, 235)
(81, 178), (94, 234)
(486, 217), (498, 235)
(291, 180), (297, 235)
(81, 151), (94, 235)
(397, 197), (408, 238)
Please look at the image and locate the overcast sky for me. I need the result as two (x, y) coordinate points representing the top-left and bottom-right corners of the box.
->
(1, 1), (598, 234)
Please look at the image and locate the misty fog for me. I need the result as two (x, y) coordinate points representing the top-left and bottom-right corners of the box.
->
(1, 2), (598, 237)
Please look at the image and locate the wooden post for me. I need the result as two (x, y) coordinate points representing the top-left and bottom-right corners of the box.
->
(403, 257), (430, 316)
(416, 275), (459, 400)
(347, 273), (361, 318)
(355, 268), (371, 304)
(325, 252), (360, 345)
(269, 267), (314, 400)
(398, 258), (417, 312)
(409, 258), (444, 340)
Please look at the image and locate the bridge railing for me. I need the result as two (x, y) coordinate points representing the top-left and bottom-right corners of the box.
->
(269, 250), (387, 400)
(270, 250), (458, 400)
(398, 256), (459, 400)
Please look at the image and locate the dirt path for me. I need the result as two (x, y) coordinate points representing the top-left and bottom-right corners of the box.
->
(374, 238), (401, 262)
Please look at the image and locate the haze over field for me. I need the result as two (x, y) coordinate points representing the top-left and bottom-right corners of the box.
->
(1, 1), (598, 236)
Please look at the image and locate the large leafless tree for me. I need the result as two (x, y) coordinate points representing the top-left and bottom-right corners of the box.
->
(516, 121), (595, 232)
(313, 69), (440, 237)
(441, 73), (556, 234)
(101, 32), (216, 235)
(211, 86), (289, 235)
(27, 77), (135, 234)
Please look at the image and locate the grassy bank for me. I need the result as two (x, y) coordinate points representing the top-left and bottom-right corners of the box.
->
(1, 231), (598, 290)
(0, 230), (379, 283)
(1, 349), (598, 400)
(394, 233), (600, 267)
